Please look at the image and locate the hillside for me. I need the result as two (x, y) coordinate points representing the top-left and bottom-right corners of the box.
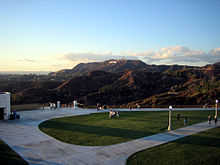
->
(79, 70), (182, 106)
(138, 62), (220, 107)
(48, 59), (196, 78)
(1, 60), (219, 107)
(49, 59), (148, 77)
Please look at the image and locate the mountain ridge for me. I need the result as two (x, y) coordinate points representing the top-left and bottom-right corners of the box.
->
(0, 60), (219, 107)
(48, 59), (197, 78)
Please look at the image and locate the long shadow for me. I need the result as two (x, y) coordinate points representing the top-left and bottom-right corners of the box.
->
(0, 142), (28, 165)
(172, 135), (220, 148)
(39, 120), (155, 139)
(26, 157), (63, 165)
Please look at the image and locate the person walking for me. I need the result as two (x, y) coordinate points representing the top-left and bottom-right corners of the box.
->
(97, 103), (100, 111)
(208, 115), (212, 126)
(214, 116), (217, 126)
(184, 117), (187, 126)
(117, 110), (119, 117)
(109, 110), (112, 118)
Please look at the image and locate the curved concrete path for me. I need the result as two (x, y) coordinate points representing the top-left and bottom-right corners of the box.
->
(0, 108), (218, 165)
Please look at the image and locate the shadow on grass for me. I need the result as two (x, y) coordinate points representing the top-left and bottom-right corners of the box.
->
(172, 134), (220, 147)
(39, 120), (154, 139)
(0, 141), (28, 165)
(127, 127), (220, 165)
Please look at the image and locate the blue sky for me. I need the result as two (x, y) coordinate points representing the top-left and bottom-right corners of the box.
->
(0, 0), (220, 71)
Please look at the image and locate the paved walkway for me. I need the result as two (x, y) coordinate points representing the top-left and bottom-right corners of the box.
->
(0, 108), (219, 165)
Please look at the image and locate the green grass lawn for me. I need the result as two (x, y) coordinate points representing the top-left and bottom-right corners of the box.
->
(39, 110), (215, 146)
(126, 126), (220, 165)
(0, 139), (28, 165)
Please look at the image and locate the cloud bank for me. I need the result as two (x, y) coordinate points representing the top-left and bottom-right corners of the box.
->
(53, 51), (138, 63)
(52, 46), (220, 67)
(127, 46), (220, 65)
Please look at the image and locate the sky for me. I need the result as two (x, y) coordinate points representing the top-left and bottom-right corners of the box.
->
(0, 0), (220, 72)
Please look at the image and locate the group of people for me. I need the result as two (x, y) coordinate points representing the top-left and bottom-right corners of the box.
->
(10, 111), (20, 120)
(208, 115), (218, 126)
(176, 113), (218, 127)
(97, 103), (108, 111)
(176, 113), (188, 126)
(109, 110), (119, 118)
(49, 102), (56, 110)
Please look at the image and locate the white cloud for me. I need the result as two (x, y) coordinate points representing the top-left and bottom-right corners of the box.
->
(53, 50), (138, 63)
(210, 47), (220, 56)
(49, 47), (220, 70)
(17, 58), (36, 62)
(126, 46), (220, 65)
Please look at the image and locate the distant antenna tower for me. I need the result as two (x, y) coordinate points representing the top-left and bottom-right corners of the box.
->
(122, 52), (125, 61)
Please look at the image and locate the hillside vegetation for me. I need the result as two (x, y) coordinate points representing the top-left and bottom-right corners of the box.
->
(0, 60), (219, 107)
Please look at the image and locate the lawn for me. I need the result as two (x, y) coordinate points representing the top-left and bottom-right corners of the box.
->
(39, 110), (215, 146)
(126, 126), (220, 165)
(0, 139), (28, 165)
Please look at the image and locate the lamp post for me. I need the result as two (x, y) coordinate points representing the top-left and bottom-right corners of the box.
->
(168, 105), (173, 131)
(215, 100), (218, 118)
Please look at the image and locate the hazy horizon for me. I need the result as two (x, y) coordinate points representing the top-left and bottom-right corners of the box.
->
(1, 59), (219, 75)
(1, 0), (220, 71)
(0, 71), (51, 75)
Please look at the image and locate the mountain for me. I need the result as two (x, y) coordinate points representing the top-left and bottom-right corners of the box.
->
(201, 62), (220, 79)
(49, 59), (148, 77)
(49, 59), (196, 78)
(138, 62), (220, 107)
(1, 60), (219, 107)
(79, 70), (182, 106)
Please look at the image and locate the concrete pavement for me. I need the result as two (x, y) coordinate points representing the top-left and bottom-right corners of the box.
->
(0, 108), (219, 165)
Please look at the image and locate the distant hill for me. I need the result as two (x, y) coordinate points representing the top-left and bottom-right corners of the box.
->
(49, 59), (196, 78)
(0, 71), (50, 75)
(49, 59), (148, 77)
(78, 70), (182, 106)
(1, 60), (219, 107)
(201, 62), (220, 79)
(138, 62), (220, 107)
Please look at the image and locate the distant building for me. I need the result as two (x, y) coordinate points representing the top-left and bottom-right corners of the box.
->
(0, 92), (11, 120)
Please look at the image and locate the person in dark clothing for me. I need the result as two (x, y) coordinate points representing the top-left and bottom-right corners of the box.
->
(184, 117), (187, 126)
(214, 116), (217, 126)
(208, 115), (212, 126)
